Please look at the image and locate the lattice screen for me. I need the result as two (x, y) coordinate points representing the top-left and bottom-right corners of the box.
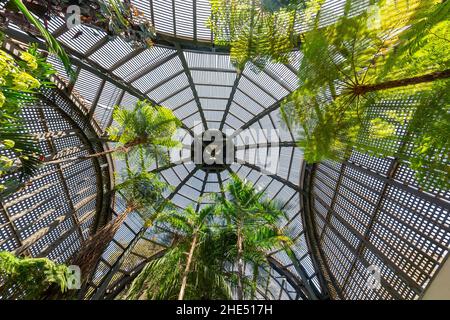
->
(307, 133), (449, 300)
(0, 42), (111, 268)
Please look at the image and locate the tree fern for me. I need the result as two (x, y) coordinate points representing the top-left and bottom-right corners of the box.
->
(209, 0), (301, 70)
(281, 0), (450, 190)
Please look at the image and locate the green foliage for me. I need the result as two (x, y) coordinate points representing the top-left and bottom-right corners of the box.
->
(208, 0), (301, 70)
(281, 0), (450, 190)
(126, 175), (293, 300)
(401, 81), (449, 190)
(213, 174), (292, 299)
(0, 251), (69, 300)
(0, 45), (54, 114)
(260, 0), (304, 13)
(282, 95), (360, 163)
(0, 123), (41, 190)
(4, 0), (155, 53)
(115, 170), (172, 222)
(215, 174), (288, 227)
(156, 206), (213, 235)
(0, 45), (55, 196)
(126, 234), (231, 300)
(109, 99), (181, 219)
(126, 205), (232, 300)
(96, 0), (156, 48)
(377, 0), (450, 81)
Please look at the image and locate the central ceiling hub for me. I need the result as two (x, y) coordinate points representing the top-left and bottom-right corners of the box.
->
(191, 129), (234, 172)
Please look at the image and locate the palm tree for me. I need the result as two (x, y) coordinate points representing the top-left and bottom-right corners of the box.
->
(213, 174), (292, 300)
(126, 205), (232, 300)
(126, 175), (310, 300)
(45, 101), (181, 165)
(162, 206), (215, 300)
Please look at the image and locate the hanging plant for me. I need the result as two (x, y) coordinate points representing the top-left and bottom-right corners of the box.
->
(94, 0), (156, 48)
(208, 0), (302, 70)
(2, 0), (74, 79)
(2, 1), (156, 50)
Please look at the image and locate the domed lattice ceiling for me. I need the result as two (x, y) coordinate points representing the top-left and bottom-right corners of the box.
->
(124, 0), (369, 43)
(2, 0), (448, 300)
(48, 28), (317, 300)
(2, 2), (331, 299)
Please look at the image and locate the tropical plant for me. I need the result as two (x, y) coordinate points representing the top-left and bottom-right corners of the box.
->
(0, 44), (56, 196)
(213, 174), (293, 300)
(281, 0), (450, 190)
(45, 100), (181, 165)
(126, 205), (233, 300)
(208, 0), (302, 70)
(71, 166), (171, 290)
(0, 123), (41, 194)
(159, 206), (216, 300)
(0, 251), (69, 300)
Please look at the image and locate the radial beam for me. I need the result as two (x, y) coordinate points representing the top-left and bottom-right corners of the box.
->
(195, 172), (209, 212)
(175, 43), (208, 130)
(4, 27), (180, 120)
(126, 52), (179, 84)
(238, 161), (302, 193)
(230, 100), (283, 139)
(267, 256), (310, 300)
(108, 47), (147, 72)
(219, 71), (242, 131)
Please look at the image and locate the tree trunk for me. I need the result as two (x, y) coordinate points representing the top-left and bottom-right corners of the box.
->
(44, 146), (122, 165)
(44, 138), (143, 165)
(71, 206), (134, 284)
(178, 230), (199, 300)
(354, 69), (450, 95)
(236, 221), (244, 300)
(250, 264), (258, 300)
(39, 205), (134, 300)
